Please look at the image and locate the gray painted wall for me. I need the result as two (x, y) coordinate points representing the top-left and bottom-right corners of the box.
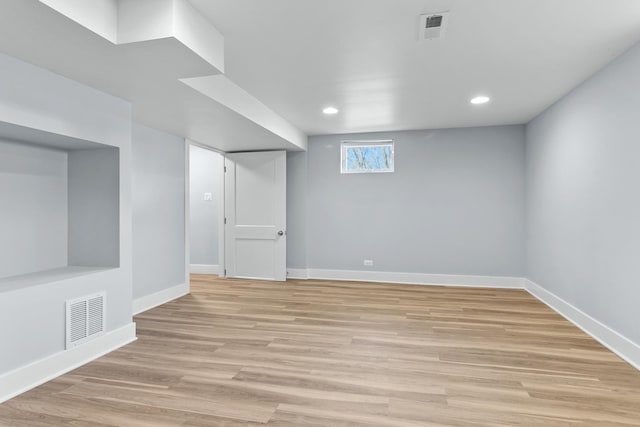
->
(132, 123), (185, 300)
(0, 52), (132, 374)
(289, 126), (526, 276)
(0, 140), (68, 279)
(286, 151), (308, 269)
(68, 148), (120, 268)
(526, 42), (640, 344)
(189, 145), (221, 266)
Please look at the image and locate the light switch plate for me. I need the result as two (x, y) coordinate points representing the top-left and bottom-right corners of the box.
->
(203, 192), (213, 201)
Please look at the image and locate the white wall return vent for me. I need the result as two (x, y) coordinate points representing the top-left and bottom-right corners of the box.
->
(419, 12), (450, 40)
(66, 292), (106, 349)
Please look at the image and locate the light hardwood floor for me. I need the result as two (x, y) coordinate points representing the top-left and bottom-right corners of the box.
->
(2, 275), (640, 426)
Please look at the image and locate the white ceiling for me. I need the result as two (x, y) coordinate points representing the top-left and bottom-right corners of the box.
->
(1, 0), (640, 149)
(190, 0), (640, 135)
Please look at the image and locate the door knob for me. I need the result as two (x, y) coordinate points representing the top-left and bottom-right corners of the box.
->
(277, 230), (285, 236)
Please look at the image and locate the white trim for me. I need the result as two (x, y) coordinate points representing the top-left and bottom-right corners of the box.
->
(218, 152), (226, 278)
(132, 283), (189, 315)
(190, 264), (221, 275)
(184, 140), (191, 294)
(0, 322), (136, 404)
(524, 279), (640, 371)
(288, 268), (524, 289)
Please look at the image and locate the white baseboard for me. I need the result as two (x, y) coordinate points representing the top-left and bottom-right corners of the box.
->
(190, 264), (220, 275)
(0, 322), (136, 404)
(133, 282), (189, 315)
(286, 268), (309, 279)
(524, 279), (640, 371)
(288, 268), (524, 289)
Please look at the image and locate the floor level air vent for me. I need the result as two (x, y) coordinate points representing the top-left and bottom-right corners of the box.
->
(66, 292), (106, 349)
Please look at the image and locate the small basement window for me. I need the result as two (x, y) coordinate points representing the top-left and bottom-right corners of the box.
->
(341, 140), (394, 174)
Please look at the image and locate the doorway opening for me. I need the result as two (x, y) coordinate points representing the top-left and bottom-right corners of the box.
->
(188, 143), (225, 277)
(187, 145), (287, 282)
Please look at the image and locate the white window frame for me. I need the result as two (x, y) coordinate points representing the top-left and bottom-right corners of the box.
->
(340, 140), (394, 174)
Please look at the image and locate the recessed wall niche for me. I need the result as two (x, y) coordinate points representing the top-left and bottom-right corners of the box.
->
(0, 121), (119, 287)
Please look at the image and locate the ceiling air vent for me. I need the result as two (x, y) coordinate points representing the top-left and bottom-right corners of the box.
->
(419, 12), (450, 40)
(66, 292), (106, 349)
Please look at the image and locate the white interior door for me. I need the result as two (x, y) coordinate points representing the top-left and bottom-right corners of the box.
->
(224, 151), (286, 281)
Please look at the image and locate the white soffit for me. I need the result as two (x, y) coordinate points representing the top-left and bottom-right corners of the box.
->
(10, 0), (307, 151)
(181, 75), (308, 151)
(38, 0), (119, 43)
(39, 0), (224, 73)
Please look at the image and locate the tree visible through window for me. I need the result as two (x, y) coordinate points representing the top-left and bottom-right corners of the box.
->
(341, 140), (394, 174)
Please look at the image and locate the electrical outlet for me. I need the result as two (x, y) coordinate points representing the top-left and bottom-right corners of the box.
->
(364, 260), (374, 266)
(203, 192), (213, 201)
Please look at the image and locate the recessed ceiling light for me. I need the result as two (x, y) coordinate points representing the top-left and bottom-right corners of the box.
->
(323, 107), (339, 115)
(470, 96), (490, 105)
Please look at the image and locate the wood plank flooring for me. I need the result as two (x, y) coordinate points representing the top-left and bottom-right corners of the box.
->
(2, 275), (640, 426)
